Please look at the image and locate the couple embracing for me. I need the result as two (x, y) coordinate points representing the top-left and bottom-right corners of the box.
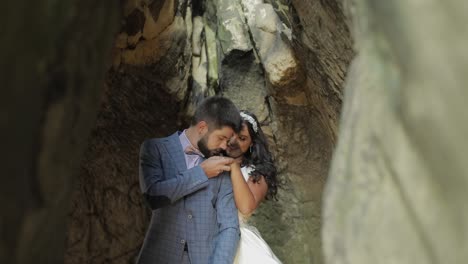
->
(136, 96), (281, 264)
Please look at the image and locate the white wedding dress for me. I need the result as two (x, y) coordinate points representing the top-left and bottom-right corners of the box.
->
(233, 166), (282, 264)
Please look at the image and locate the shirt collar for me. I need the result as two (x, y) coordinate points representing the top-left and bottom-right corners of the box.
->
(179, 130), (204, 157)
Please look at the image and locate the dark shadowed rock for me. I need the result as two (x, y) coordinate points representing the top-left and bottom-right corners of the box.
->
(0, 1), (119, 264)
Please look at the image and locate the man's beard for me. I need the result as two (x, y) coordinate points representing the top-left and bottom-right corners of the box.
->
(197, 134), (225, 158)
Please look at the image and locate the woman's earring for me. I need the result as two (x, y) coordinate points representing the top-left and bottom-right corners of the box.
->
(249, 145), (253, 153)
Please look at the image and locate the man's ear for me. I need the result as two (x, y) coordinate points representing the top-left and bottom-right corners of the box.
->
(197, 121), (208, 135)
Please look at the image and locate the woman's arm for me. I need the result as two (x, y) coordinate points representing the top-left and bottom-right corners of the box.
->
(230, 162), (268, 215)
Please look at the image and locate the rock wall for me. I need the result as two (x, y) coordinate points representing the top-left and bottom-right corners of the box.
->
(323, 1), (468, 264)
(65, 1), (193, 263)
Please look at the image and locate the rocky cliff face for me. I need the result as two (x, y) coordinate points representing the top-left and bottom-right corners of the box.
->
(65, 0), (352, 263)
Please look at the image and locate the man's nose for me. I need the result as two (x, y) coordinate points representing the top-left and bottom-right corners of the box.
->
(228, 135), (238, 146)
(220, 140), (228, 150)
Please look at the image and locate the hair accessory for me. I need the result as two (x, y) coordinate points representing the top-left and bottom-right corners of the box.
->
(240, 112), (258, 133)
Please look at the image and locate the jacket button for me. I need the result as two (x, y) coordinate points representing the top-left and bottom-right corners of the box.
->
(180, 239), (185, 244)
(188, 214), (193, 219)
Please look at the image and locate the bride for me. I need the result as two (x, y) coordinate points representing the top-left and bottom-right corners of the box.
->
(226, 110), (282, 264)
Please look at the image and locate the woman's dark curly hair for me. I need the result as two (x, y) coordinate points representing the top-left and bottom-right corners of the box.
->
(240, 110), (279, 200)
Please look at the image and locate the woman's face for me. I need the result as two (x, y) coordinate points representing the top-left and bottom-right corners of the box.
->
(237, 123), (253, 154)
(226, 123), (253, 158)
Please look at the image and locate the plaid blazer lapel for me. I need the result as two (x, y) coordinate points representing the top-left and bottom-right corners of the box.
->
(164, 132), (188, 173)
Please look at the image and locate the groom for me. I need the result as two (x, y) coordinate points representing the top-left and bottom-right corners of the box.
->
(136, 96), (241, 264)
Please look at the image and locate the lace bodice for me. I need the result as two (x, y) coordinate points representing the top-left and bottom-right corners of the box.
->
(240, 166), (253, 181)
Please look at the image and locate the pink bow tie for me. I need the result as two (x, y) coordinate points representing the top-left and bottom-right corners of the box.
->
(184, 146), (204, 157)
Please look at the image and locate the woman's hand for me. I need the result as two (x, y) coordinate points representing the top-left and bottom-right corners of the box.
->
(200, 156), (234, 178)
(233, 156), (243, 165)
(230, 160), (241, 169)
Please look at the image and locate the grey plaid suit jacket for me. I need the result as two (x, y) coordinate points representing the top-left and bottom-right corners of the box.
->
(136, 132), (240, 264)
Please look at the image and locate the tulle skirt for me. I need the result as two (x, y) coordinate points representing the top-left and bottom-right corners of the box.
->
(234, 223), (282, 264)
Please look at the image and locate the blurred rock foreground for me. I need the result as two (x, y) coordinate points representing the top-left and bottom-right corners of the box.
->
(323, 1), (468, 264)
(1, 0), (467, 264)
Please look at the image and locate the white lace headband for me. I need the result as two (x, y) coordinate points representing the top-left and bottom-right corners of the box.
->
(240, 112), (258, 133)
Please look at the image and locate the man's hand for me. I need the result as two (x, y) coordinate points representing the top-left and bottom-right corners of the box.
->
(200, 156), (234, 178)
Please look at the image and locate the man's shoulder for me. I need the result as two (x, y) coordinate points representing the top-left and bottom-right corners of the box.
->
(140, 138), (163, 151)
(142, 137), (164, 144)
(141, 132), (180, 146)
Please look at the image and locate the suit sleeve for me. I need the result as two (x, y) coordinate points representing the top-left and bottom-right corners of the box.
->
(209, 173), (240, 264)
(139, 139), (209, 210)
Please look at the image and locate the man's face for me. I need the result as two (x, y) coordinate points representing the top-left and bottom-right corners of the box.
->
(226, 123), (252, 158)
(197, 125), (235, 158)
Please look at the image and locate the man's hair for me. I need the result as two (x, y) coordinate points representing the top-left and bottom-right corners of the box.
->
(191, 96), (242, 133)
